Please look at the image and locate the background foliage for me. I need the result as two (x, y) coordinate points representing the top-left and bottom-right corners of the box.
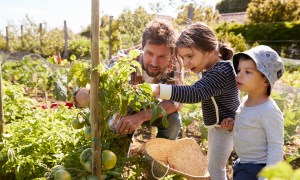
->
(216, 0), (251, 13)
(1, 0), (300, 59)
(0, 1), (300, 178)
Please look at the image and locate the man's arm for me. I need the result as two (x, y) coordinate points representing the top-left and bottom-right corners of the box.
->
(115, 100), (178, 134)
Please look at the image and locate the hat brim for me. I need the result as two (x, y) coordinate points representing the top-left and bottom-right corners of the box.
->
(232, 52), (271, 95)
(232, 52), (257, 74)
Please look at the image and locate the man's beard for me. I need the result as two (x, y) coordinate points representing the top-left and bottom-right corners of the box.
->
(144, 64), (161, 77)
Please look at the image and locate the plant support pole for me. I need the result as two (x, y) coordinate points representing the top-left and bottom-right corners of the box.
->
(39, 23), (43, 55)
(108, 16), (113, 60)
(91, 0), (101, 177)
(21, 25), (24, 51)
(0, 58), (4, 141)
(5, 27), (9, 52)
(63, 20), (69, 59)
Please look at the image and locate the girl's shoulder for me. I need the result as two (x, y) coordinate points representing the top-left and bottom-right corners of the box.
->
(216, 60), (233, 68)
(208, 61), (235, 76)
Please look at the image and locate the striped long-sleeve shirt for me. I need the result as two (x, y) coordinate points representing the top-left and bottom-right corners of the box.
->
(160, 61), (240, 126)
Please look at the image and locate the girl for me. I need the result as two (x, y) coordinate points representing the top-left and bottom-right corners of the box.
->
(150, 22), (240, 180)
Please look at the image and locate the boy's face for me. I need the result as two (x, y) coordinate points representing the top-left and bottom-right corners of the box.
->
(236, 59), (268, 94)
(142, 40), (171, 77)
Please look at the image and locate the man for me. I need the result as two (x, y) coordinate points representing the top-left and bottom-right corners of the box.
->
(74, 19), (183, 140)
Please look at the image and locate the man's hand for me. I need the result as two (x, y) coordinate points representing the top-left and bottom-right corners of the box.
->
(221, 117), (235, 131)
(115, 112), (146, 135)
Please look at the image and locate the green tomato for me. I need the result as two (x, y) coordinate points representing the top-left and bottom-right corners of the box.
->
(87, 175), (98, 180)
(83, 161), (92, 173)
(51, 165), (65, 173)
(80, 148), (92, 173)
(72, 118), (85, 129)
(85, 126), (91, 141)
(53, 169), (71, 180)
(80, 149), (117, 172)
(102, 150), (117, 170)
(85, 112), (91, 124)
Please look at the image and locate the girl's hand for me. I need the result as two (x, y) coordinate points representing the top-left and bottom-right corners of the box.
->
(221, 118), (235, 131)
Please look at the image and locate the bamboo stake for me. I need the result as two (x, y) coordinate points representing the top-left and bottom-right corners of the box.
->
(108, 16), (113, 60)
(21, 25), (24, 51)
(5, 27), (9, 53)
(39, 23), (43, 55)
(0, 56), (4, 180)
(0, 57), (4, 142)
(91, 0), (101, 177)
(63, 20), (69, 59)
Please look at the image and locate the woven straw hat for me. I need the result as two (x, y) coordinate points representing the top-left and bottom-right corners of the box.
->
(144, 138), (210, 180)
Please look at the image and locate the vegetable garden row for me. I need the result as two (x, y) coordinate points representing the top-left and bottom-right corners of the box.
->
(0, 52), (299, 179)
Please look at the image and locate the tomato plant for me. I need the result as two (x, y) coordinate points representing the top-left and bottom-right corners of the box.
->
(68, 50), (166, 134)
(0, 81), (88, 179)
(67, 50), (166, 178)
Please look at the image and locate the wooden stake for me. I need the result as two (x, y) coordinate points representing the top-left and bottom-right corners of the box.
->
(0, 57), (4, 142)
(5, 27), (9, 53)
(63, 20), (69, 59)
(91, 0), (101, 178)
(39, 23), (43, 55)
(21, 25), (24, 51)
(108, 16), (113, 60)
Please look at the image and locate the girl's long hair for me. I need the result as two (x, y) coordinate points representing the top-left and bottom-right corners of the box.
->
(176, 22), (233, 60)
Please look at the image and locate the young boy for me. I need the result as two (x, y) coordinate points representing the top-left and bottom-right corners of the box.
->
(221, 45), (285, 180)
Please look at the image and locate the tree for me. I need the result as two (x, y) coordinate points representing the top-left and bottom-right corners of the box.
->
(149, 2), (164, 14)
(78, 7), (153, 59)
(175, 3), (220, 26)
(99, 15), (123, 60)
(216, 0), (251, 13)
(42, 28), (65, 57)
(246, 0), (300, 23)
(0, 34), (5, 50)
(116, 7), (154, 49)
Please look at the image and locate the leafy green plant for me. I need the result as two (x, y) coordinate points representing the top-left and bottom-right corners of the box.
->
(2, 56), (72, 102)
(0, 35), (6, 50)
(2, 56), (50, 94)
(259, 161), (300, 179)
(2, 80), (36, 124)
(68, 50), (166, 131)
(68, 37), (91, 59)
(281, 71), (300, 88)
(68, 50), (166, 178)
(272, 92), (300, 143)
(0, 81), (86, 179)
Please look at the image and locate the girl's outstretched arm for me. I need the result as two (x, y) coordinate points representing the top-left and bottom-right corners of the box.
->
(150, 84), (160, 97)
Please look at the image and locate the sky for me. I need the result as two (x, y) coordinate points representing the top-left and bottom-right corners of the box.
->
(0, 0), (220, 34)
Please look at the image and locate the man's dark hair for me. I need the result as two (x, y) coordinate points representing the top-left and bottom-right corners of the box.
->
(142, 19), (176, 56)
